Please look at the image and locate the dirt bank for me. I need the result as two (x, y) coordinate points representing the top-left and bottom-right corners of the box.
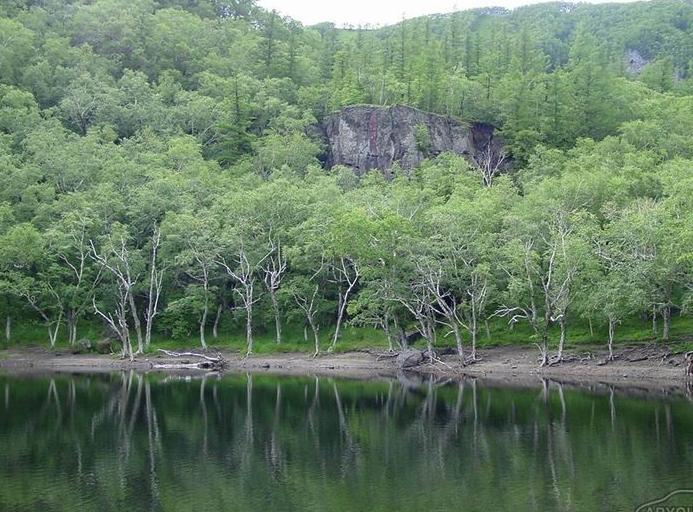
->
(1, 344), (691, 393)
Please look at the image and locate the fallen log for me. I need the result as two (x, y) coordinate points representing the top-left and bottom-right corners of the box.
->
(156, 349), (228, 371)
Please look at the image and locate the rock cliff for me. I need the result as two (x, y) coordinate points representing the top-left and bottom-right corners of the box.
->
(317, 105), (505, 174)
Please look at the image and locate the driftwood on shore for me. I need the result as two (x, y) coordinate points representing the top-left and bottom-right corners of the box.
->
(155, 350), (228, 371)
(685, 352), (693, 378)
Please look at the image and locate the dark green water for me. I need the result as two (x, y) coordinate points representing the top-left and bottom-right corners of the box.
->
(0, 372), (692, 512)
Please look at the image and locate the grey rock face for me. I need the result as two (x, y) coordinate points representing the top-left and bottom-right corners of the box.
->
(318, 105), (504, 174)
(626, 49), (649, 75)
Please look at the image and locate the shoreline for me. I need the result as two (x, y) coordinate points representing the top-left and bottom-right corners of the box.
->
(1, 344), (691, 395)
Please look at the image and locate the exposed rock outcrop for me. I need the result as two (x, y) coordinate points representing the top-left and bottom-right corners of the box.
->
(317, 105), (505, 175)
(626, 48), (649, 75)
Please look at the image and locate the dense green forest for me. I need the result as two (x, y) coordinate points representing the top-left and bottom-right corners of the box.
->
(0, 0), (691, 363)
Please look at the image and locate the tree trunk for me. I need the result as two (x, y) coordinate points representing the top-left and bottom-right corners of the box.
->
(48, 312), (62, 348)
(470, 324), (477, 362)
(662, 306), (670, 342)
(145, 317), (154, 348)
(212, 303), (222, 339)
(451, 319), (464, 362)
(557, 317), (566, 361)
(383, 313), (394, 352)
(5, 314), (10, 343)
(588, 317), (594, 338)
(652, 306), (657, 337)
(303, 324), (308, 342)
(424, 317), (435, 361)
(199, 297), (208, 350)
(393, 315), (406, 349)
(245, 303), (253, 356)
(270, 290), (282, 344)
(330, 292), (347, 351)
(484, 319), (491, 340)
(67, 309), (78, 346)
(330, 279), (357, 351)
(469, 310), (478, 361)
(124, 330), (134, 361)
(308, 316), (320, 357)
(128, 293), (143, 354)
(607, 318), (616, 361)
(66, 317), (72, 346)
(48, 324), (58, 347)
(539, 328), (549, 367)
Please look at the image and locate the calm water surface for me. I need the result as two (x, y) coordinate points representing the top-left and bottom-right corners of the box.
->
(0, 372), (692, 512)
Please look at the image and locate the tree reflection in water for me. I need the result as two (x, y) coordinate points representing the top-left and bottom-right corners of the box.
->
(0, 372), (692, 512)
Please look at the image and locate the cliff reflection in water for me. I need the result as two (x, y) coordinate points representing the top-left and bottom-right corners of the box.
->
(1, 372), (692, 512)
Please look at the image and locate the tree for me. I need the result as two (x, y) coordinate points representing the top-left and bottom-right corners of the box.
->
(0, 224), (65, 347)
(219, 242), (268, 356)
(425, 181), (510, 361)
(498, 195), (588, 366)
(163, 211), (220, 349)
(286, 276), (326, 357)
(45, 211), (103, 346)
(0, 19), (34, 85)
(261, 239), (287, 344)
(90, 225), (141, 359)
(415, 257), (467, 361)
(585, 267), (643, 361)
(144, 226), (164, 348)
(608, 198), (689, 342)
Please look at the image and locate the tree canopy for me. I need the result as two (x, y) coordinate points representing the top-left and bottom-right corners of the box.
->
(0, 0), (691, 362)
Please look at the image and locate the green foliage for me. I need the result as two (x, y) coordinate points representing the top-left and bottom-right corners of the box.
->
(413, 124), (432, 155)
(0, 0), (689, 359)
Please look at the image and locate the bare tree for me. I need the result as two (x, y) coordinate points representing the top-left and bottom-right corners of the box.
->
(417, 254), (490, 363)
(417, 260), (466, 361)
(464, 268), (489, 362)
(395, 280), (437, 360)
(90, 234), (141, 356)
(219, 245), (270, 356)
(144, 227), (164, 348)
(50, 215), (103, 345)
(328, 256), (360, 352)
(293, 283), (322, 357)
(183, 244), (216, 350)
(471, 143), (507, 187)
(16, 281), (63, 347)
(261, 239), (287, 344)
(496, 236), (571, 366)
(92, 286), (133, 360)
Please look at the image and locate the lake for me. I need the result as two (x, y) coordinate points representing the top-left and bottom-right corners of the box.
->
(0, 372), (692, 511)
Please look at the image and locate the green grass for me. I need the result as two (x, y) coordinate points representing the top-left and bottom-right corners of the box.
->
(143, 324), (387, 354)
(2, 315), (692, 355)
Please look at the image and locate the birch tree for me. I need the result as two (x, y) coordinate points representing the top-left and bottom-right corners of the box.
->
(144, 226), (164, 348)
(1, 224), (64, 346)
(497, 201), (584, 366)
(90, 225), (142, 357)
(163, 212), (220, 349)
(286, 276), (326, 357)
(261, 238), (287, 344)
(219, 243), (270, 356)
(46, 212), (103, 345)
(425, 182), (510, 361)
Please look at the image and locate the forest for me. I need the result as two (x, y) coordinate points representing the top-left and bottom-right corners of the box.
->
(0, 0), (691, 364)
